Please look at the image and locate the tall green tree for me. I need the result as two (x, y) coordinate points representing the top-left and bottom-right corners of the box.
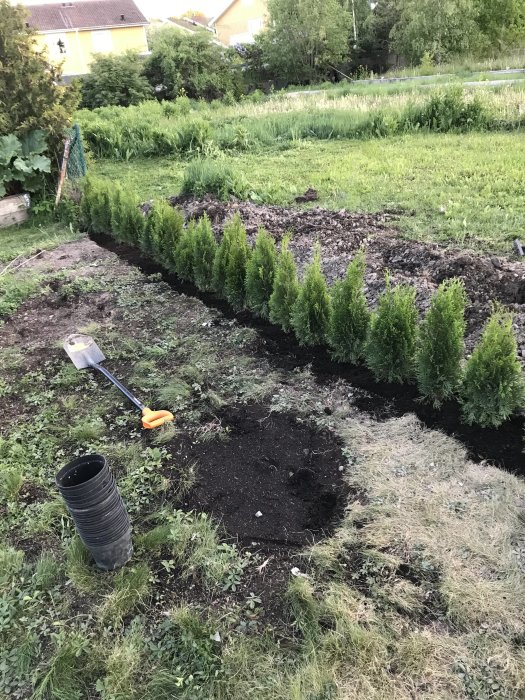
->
(391, 0), (483, 64)
(145, 29), (240, 100)
(0, 0), (78, 169)
(265, 0), (352, 83)
(81, 52), (152, 109)
(474, 0), (525, 48)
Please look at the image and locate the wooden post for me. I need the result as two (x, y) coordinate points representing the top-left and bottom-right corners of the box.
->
(55, 137), (72, 207)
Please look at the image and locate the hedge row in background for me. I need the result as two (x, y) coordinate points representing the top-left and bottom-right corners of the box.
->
(80, 177), (524, 428)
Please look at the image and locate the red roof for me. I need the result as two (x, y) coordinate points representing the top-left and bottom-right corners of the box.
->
(26, 0), (148, 32)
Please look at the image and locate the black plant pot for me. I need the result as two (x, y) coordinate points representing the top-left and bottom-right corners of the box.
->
(56, 454), (132, 571)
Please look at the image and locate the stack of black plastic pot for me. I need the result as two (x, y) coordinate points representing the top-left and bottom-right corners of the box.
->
(56, 454), (132, 570)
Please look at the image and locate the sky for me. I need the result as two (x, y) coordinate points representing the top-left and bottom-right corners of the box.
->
(15, 0), (230, 21)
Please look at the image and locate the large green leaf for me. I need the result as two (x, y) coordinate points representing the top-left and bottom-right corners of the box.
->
(27, 153), (51, 172)
(0, 134), (22, 165)
(20, 129), (48, 157)
(22, 172), (44, 192)
(0, 183), (6, 197)
(12, 157), (31, 174)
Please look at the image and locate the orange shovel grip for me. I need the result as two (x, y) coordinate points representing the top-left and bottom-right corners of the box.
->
(141, 408), (174, 429)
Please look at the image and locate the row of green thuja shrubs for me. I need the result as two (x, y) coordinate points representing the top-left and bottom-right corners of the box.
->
(81, 177), (524, 428)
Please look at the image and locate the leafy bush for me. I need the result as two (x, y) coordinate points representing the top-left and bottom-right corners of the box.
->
(269, 235), (299, 332)
(408, 88), (488, 132)
(366, 276), (418, 383)
(416, 278), (467, 406)
(328, 249), (370, 363)
(176, 119), (212, 156)
(224, 218), (251, 311)
(174, 222), (196, 282)
(461, 309), (524, 427)
(213, 214), (243, 296)
(0, 130), (50, 196)
(245, 227), (277, 319)
(144, 199), (183, 266)
(192, 215), (217, 291)
(292, 245), (331, 346)
(181, 159), (248, 200)
(144, 28), (241, 101)
(80, 52), (152, 109)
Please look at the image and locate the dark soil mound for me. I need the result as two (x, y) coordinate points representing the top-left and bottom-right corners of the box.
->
(174, 404), (349, 547)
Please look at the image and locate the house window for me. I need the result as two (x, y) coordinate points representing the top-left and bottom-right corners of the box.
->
(91, 30), (112, 53)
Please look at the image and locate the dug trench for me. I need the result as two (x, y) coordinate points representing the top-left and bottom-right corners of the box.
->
(92, 231), (525, 477)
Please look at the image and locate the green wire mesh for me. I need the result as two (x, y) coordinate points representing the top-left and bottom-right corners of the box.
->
(66, 123), (87, 179)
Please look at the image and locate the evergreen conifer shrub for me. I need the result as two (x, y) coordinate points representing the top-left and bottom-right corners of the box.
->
(245, 227), (277, 319)
(144, 200), (183, 266)
(416, 278), (467, 406)
(461, 309), (524, 427)
(82, 177), (112, 235)
(366, 276), (418, 383)
(108, 186), (143, 244)
(328, 249), (370, 363)
(224, 218), (250, 311)
(192, 215), (217, 291)
(213, 214), (243, 296)
(291, 245), (331, 346)
(269, 235), (299, 332)
(174, 221), (196, 282)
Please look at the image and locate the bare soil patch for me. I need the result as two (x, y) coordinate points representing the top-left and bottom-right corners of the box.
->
(171, 404), (349, 547)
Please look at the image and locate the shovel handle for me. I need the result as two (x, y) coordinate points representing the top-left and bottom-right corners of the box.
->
(92, 364), (145, 411)
(142, 408), (174, 430)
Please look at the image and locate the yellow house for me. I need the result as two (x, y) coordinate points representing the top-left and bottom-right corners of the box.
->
(210, 0), (267, 46)
(26, 0), (149, 77)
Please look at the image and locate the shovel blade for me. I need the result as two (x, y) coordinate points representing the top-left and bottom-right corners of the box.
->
(63, 333), (105, 370)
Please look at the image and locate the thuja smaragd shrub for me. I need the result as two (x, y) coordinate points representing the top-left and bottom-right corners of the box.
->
(81, 176), (112, 235)
(213, 214), (244, 296)
(292, 244), (331, 347)
(192, 215), (217, 292)
(224, 217), (250, 311)
(328, 249), (369, 363)
(245, 227), (277, 319)
(269, 235), (299, 333)
(174, 221), (196, 282)
(111, 188), (144, 245)
(416, 278), (467, 407)
(461, 308), (524, 428)
(144, 200), (184, 266)
(366, 276), (418, 383)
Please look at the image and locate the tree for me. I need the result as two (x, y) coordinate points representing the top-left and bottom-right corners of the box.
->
(264, 0), (352, 83)
(225, 220), (250, 311)
(391, 0), (483, 64)
(416, 279), (467, 406)
(269, 236), (299, 332)
(292, 245), (331, 346)
(366, 276), (418, 383)
(192, 214), (217, 292)
(245, 228), (277, 319)
(474, 0), (525, 49)
(0, 0), (78, 172)
(358, 0), (401, 71)
(144, 28), (241, 101)
(461, 309), (523, 427)
(80, 52), (152, 109)
(328, 250), (370, 363)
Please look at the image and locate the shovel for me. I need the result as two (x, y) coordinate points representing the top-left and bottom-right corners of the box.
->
(63, 334), (174, 430)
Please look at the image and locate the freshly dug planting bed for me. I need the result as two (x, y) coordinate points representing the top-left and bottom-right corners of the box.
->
(169, 196), (525, 355)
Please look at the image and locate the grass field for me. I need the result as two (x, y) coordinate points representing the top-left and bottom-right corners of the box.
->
(93, 131), (525, 252)
(0, 224), (524, 700)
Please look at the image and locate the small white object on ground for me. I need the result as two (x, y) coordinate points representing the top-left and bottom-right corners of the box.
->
(255, 511), (263, 518)
(291, 567), (308, 578)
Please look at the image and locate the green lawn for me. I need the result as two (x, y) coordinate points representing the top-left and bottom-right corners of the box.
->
(0, 220), (79, 263)
(93, 131), (525, 253)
